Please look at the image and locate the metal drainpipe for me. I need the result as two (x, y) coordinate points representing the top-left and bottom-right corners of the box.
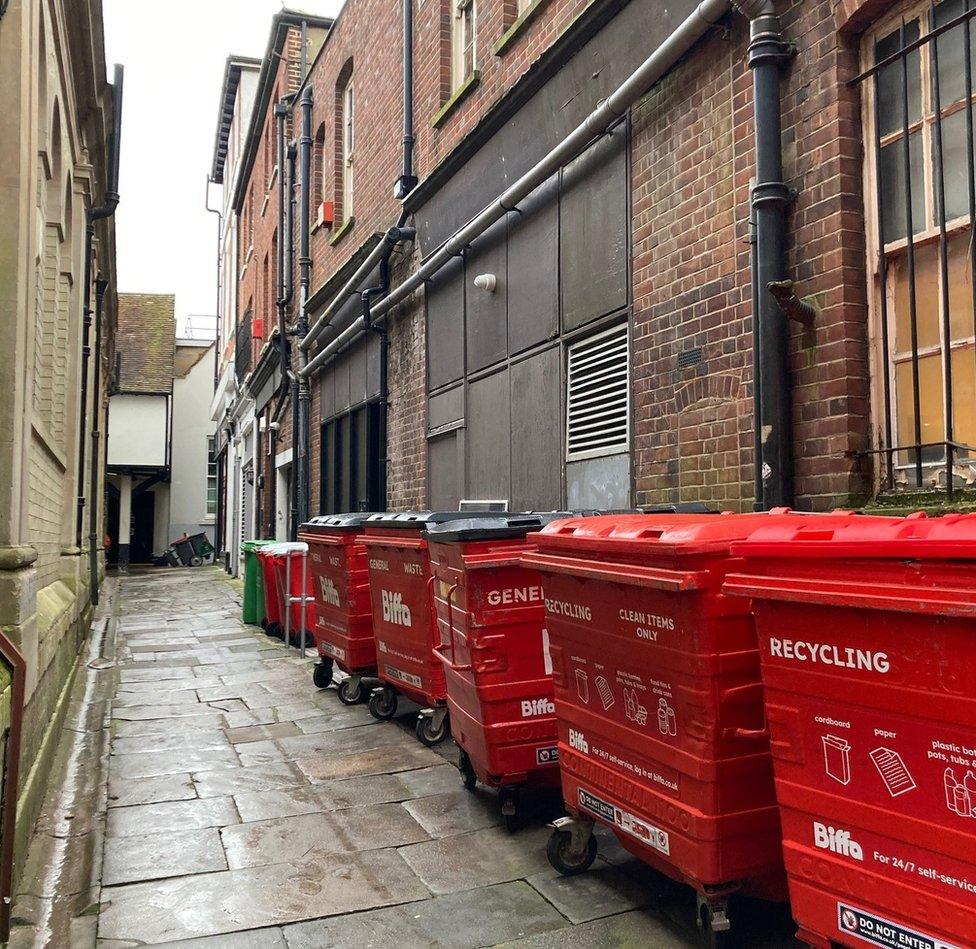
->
(746, 1), (794, 509)
(205, 176), (222, 389)
(76, 65), (123, 553)
(293, 87), (313, 537)
(88, 276), (109, 605)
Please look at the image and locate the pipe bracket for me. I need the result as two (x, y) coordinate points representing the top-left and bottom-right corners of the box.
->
(751, 180), (791, 208)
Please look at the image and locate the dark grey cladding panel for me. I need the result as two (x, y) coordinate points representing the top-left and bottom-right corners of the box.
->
(319, 366), (335, 419)
(428, 430), (462, 511)
(560, 122), (628, 331)
(365, 330), (381, 402)
(511, 346), (562, 510)
(426, 255), (465, 391)
(333, 349), (351, 414)
(429, 384), (464, 430)
(467, 368), (511, 502)
(348, 338), (368, 407)
(413, 0), (699, 253)
(508, 173), (559, 355)
(465, 217), (508, 373)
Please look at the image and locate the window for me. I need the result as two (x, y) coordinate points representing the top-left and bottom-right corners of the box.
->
(565, 323), (630, 461)
(862, 0), (976, 489)
(342, 81), (354, 221)
(319, 403), (381, 514)
(313, 122), (326, 214)
(206, 437), (218, 517)
(452, 0), (477, 90)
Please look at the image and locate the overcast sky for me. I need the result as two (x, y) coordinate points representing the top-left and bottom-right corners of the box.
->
(103, 0), (342, 336)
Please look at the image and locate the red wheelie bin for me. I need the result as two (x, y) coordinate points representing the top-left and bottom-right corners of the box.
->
(425, 513), (567, 829)
(257, 544), (285, 639)
(269, 542), (315, 650)
(299, 513), (379, 701)
(524, 511), (838, 945)
(363, 512), (495, 746)
(725, 512), (976, 949)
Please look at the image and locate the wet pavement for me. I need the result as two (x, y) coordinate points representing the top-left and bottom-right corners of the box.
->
(9, 567), (802, 947)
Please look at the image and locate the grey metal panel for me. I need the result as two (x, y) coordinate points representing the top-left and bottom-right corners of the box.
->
(253, 366), (281, 415)
(465, 217), (508, 373)
(566, 453), (631, 509)
(511, 348), (561, 510)
(333, 350), (351, 414)
(428, 431), (462, 511)
(348, 337), (367, 407)
(560, 123), (629, 332)
(466, 369), (511, 503)
(426, 256), (464, 391)
(413, 0), (698, 252)
(508, 174), (559, 355)
(319, 370), (335, 420)
(366, 331), (381, 401)
(429, 385), (464, 430)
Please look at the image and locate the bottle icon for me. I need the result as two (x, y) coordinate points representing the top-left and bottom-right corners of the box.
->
(954, 783), (972, 818)
(657, 698), (676, 737)
(945, 768), (976, 818)
(945, 768), (959, 810)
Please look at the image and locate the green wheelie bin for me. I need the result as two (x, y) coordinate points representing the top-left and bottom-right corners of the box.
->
(241, 539), (276, 626)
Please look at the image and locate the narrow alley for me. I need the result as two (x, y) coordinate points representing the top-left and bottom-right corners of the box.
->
(10, 569), (798, 947)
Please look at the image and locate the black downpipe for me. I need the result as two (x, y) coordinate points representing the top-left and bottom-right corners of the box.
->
(395, 0), (418, 197)
(293, 87), (313, 538)
(88, 276), (109, 604)
(748, 10), (793, 510)
(77, 65), (123, 552)
(80, 65), (123, 605)
(275, 103), (294, 378)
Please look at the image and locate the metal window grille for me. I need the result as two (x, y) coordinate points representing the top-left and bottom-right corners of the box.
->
(856, 0), (976, 495)
(343, 81), (354, 221)
(565, 322), (630, 462)
(206, 436), (217, 516)
(235, 309), (253, 380)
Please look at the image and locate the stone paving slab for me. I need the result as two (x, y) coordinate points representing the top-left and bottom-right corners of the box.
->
(281, 881), (569, 949)
(107, 773), (197, 808)
(106, 797), (240, 838)
(102, 828), (227, 886)
(97, 849), (432, 942)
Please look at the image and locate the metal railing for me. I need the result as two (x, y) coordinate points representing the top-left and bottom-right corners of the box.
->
(853, 1), (976, 497)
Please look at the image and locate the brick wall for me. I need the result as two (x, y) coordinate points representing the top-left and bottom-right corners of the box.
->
(631, 4), (870, 512)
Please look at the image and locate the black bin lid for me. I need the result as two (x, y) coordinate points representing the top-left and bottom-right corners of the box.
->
(301, 512), (383, 533)
(641, 502), (717, 514)
(365, 511), (529, 532)
(424, 512), (587, 543)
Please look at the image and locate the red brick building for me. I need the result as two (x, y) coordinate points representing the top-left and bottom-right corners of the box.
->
(220, 0), (976, 535)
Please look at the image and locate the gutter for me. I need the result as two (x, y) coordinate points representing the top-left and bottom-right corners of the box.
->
(299, 0), (733, 376)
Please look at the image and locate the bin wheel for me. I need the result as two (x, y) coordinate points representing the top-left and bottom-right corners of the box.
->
(697, 901), (732, 949)
(312, 661), (334, 690)
(416, 713), (449, 747)
(368, 687), (398, 721)
(458, 750), (477, 791)
(337, 678), (365, 705)
(190, 555), (204, 567)
(546, 828), (597, 876)
(266, 622), (283, 640)
(499, 787), (521, 834)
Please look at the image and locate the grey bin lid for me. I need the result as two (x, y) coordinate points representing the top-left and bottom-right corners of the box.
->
(301, 512), (383, 533)
(424, 511), (593, 543)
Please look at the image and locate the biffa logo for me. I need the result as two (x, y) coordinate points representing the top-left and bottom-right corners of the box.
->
(813, 822), (863, 861)
(569, 729), (589, 754)
(319, 577), (340, 608)
(521, 698), (555, 718)
(381, 590), (412, 627)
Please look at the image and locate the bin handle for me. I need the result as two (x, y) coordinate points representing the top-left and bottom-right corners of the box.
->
(433, 641), (472, 672)
(719, 682), (769, 742)
(445, 581), (460, 664)
(521, 552), (708, 591)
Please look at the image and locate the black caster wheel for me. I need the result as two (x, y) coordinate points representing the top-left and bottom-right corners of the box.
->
(259, 619), (269, 631)
(458, 750), (477, 791)
(266, 622), (282, 640)
(499, 787), (521, 833)
(336, 678), (365, 705)
(368, 687), (398, 721)
(697, 902), (732, 949)
(312, 660), (334, 690)
(546, 828), (597, 876)
(415, 713), (449, 747)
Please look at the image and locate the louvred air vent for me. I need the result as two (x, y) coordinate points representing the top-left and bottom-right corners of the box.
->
(565, 322), (630, 461)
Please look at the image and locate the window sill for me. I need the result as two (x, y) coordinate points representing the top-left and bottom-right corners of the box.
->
(494, 0), (549, 56)
(329, 217), (355, 247)
(431, 71), (481, 129)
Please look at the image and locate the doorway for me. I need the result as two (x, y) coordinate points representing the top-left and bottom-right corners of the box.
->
(130, 491), (156, 564)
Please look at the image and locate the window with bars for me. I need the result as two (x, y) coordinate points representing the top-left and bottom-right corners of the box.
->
(565, 323), (630, 462)
(861, 0), (976, 492)
(452, 0), (477, 90)
(206, 437), (217, 517)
